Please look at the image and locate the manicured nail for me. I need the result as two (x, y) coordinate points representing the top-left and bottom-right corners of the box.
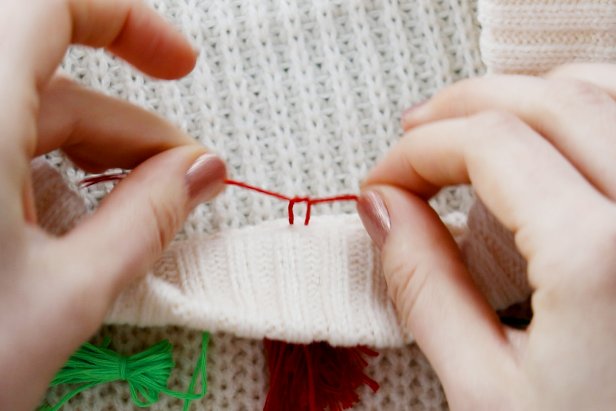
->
(401, 100), (427, 127)
(186, 153), (226, 206)
(357, 191), (391, 249)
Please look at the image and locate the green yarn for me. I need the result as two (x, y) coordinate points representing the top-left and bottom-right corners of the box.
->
(41, 332), (209, 410)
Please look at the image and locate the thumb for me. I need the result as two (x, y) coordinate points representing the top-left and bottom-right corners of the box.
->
(60, 146), (226, 316)
(357, 186), (513, 401)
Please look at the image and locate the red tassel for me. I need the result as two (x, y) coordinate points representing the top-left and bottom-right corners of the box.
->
(263, 339), (379, 411)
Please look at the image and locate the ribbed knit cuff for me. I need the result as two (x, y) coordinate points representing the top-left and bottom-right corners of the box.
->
(32, 158), (529, 348)
(107, 215), (409, 347)
(106, 211), (528, 348)
(479, 0), (616, 74)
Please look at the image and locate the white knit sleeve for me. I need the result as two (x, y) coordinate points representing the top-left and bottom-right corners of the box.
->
(479, 0), (616, 74)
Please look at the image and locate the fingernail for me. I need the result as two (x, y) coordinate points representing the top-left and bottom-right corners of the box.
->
(401, 100), (427, 127)
(186, 153), (226, 206)
(357, 190), (391, 249)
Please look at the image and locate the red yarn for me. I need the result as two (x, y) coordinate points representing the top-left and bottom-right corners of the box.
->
(80, 172), (358, 225)
(79, 172), (128, 187)
(263, 339), (379, 411)
(224, 179), (358, 225)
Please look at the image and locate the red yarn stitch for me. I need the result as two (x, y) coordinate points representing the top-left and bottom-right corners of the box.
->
(80, 172), (358, 225)
(224, 179), (358, 225)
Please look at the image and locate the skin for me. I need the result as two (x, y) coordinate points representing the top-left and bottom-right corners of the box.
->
(361, 63), (616, 410)
(0, 0), (225, 409)
(1, 0), (613, 409)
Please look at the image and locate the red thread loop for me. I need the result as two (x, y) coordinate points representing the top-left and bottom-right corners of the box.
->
(80, 172), (358, 226)
(222, 179), (358, 225)
(287, 197), (310, 226)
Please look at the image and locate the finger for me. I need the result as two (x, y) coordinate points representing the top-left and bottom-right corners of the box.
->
(58, 146), (226, 318)
(4, 0), (197, 88)
(401, 74), (616, 199)
(37, 77), (195, 171)
(547, 63), (616, 96)
(358, 187), (515, 403)
(363, 112), (607, 258)
(0, 0), (197, 200)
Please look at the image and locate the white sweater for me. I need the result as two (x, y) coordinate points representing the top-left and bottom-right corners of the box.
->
(39, 0), (616, 409)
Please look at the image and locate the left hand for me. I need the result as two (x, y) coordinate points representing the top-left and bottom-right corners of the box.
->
(0, 1), (226, 409)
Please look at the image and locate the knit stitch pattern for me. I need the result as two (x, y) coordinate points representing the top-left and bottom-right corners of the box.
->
(478, 0), (616, 74)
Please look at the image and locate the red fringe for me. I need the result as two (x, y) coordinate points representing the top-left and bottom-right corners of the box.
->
(263, 339), (379, 411)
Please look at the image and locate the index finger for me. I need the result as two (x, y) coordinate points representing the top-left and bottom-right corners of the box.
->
(363, 112), (606, 261)
(0, 0), (197, 195)
(3, 0), (197, 89)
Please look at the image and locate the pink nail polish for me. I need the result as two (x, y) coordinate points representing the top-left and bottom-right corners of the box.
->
(185, 153), (227, 206)
(357, 191), (391, 249)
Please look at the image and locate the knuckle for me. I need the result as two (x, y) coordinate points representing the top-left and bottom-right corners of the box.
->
(443, 77), (478, 101)
(469, 110), (527, 148)
(544, 78), (612, 112)
(433, 77), (487, 115)
(472, 109), (525, 135)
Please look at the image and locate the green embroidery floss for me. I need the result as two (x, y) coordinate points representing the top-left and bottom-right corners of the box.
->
(41, 332), (210, 410)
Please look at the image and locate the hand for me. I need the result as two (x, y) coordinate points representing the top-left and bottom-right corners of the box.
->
(358, 63), (616, 410)
(0, 1), (226, 409)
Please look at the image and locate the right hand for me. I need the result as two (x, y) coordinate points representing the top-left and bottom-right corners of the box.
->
(358, 63), (616, 410)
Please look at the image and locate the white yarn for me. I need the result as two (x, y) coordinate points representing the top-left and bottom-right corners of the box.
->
(31, 158), (86, 236)
(107, 212), (507, 347)
(108, 214), (406, 347)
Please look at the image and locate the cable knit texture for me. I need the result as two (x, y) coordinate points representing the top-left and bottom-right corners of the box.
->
(479, 0), (616, 74)
(38, 0), (613, 409)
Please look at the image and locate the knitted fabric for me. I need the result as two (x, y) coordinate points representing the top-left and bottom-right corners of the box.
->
(38, 0), (613, 409)
(31, 158), (86, 236)
(34, 163), (477, 347)
(478, 0), (616, 74)
(33, 162), (526, 348)
(40, 0), (483, 407)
